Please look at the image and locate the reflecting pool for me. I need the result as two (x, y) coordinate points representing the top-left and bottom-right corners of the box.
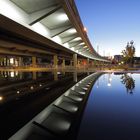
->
(77, 72), (140, 140)
(0, 71), (89, 140)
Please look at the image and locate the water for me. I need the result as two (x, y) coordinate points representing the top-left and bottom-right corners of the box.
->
(77, 72), (140, 140)
(0, 71), (89, 139)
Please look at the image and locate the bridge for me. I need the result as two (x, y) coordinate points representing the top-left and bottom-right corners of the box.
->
(0, 0), (109, 69)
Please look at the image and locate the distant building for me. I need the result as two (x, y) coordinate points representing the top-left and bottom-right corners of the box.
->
(134, 57), (140, 64)
(113, 55), (123, 63)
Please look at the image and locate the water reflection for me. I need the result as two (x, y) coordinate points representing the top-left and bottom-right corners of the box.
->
(77, 73), (140, 140)
(0, 71), (89, 105)
(107, 73), (112, 87)
(73, 71), (77, 82)
(121, 74), (135, 94)
(0, 96), (3, 101)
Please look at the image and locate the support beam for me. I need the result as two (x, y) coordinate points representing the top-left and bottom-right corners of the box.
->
(70, 60), (73, 66)
(62, 59), (65, 69)
(32, 56), (36, 67)
(53, 55), (58, 69)
(18, 57), (22, 66)
(74, 44), (85, 49)
(62, 35), (78, 44)
(75, 47), (85, 51)
(73, 71), (77, 82)
(53, 70), (58, 81)
(69, 41), (82, 48)
(29, 5), (61, 25)
(51, 25), (72, 38)
(32, 72), (37, 80)
(73, 53), (77, 69)
(87, 58), (90, 68)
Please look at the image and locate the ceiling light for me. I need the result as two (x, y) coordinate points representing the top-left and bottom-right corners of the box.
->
(68, 29), (77, 33)
(73, 37), (81, 41)
(58, 14), (69, 21)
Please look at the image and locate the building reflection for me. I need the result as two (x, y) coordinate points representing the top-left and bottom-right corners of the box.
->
(96, 73), (112, 88)
(73, 71), (77, 82)
(121, 74), (135, 94)
(96, 79), (99, 88)
(0, 71), (87, 105)
(107, 73), (112, 87)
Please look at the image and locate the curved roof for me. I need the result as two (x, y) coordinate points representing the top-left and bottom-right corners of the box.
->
(0, 0), (109, 62)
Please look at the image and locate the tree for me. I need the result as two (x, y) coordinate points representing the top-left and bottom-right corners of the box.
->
(121, 74), (135, 94)
(121, 40), (135, 66)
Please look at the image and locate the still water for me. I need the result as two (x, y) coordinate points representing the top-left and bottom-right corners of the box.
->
(0, 71), (89, 139)
(78, 72), (140, 140)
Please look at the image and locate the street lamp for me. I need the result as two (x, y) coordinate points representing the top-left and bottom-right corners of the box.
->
(83, 27), (87, 33)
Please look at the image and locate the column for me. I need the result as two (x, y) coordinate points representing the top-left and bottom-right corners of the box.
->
(32, 72), (37, 80)
(87, 58), (89, 68)
(73, 53), (77, 69)
(73, 71), (77, 82)
(13, 58), (16, 66)
(62, 59), (65, 69)
(77, 60), (80, 68)
(19, 72), (23, 79)
(54, 70), (58, 81)
(7, 57), (10, 66)
(18, 57), (22, 67)
(32, 56), (36, 67)
(62, 59), (65, 74)
(70, 60), (73, 67)
(53, 55), (58, 69)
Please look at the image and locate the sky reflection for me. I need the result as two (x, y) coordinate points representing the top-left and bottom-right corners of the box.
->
(77, 73), (140, 140)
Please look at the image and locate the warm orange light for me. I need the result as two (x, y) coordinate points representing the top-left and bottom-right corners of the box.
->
(0, 96), (3, 101)
(84, 27), (87, 32)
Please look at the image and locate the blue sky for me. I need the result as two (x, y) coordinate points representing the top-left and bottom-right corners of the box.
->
(75, 0), (140, 56)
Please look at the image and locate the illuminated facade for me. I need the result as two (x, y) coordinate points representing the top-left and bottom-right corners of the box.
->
(0, 0), (109, 68)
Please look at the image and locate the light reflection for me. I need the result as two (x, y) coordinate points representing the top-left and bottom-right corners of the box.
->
(10, 58), (14, 64)
(15, 71), (18, 76)
(46, 87), (50, 90)
(39, 84), (42, 87)
(107, 83), (111, 87)
(17, 91), (20, 94)
(30, 86), (34, 90)
(0, 96), (3, 101)
(96, 79), (99, 88)
(10, 71), (15, 77)
(57, 72), (61, 75)
(107, 73), (112, 87)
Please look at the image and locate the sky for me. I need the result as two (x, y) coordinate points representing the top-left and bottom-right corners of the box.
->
(75, 0), (140, 57)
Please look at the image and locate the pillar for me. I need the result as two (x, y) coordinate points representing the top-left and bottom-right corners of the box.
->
(87, 58), (89, 68)
(7, 58), (10, 66)
(32, 72), (37, 80)
(53, 55), (58, 69)
(70, 60), (73, 66)
(73, 71), (77, 82)
(19, 72), (23, 79)
(32, 56), (36, 67)
(62, 59), (65, 75)
(77, 60), (80, 68)
(54, 70), (58, 81)
(73, 53), (77, 69)
(18, 57), (22, 66)
(62, 59), (65, 69)
(4, 57), (6, 66)
(13, 58), (16, 66)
